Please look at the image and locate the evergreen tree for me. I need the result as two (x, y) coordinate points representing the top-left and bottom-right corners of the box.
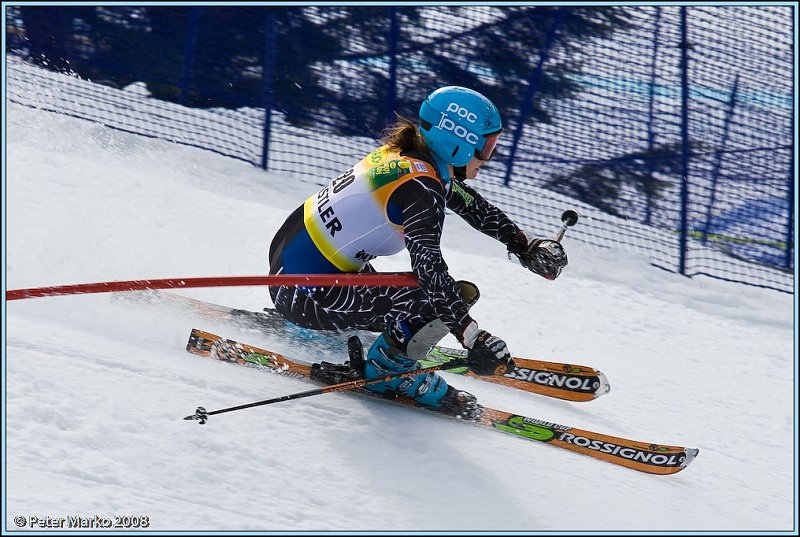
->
(320, 6), (631, 135)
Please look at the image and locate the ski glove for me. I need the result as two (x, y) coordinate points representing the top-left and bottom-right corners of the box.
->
(508, 229), (568, 280)
(460, 321), (515, 376)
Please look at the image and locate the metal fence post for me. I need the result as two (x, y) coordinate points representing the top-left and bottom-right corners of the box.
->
(386, 7), (399, 126)
(644, 6), (662, 226)
(785, 143), (795, 270)
(700, 74), (739, 245)
(261, 10), (277, 171)
(503, 8), (566, 187)
(678, 6), (690, 275)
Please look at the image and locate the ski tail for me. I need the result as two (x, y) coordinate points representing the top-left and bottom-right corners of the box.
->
(186, 328), (313, 378)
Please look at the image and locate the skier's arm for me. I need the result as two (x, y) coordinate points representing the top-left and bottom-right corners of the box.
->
(392, 176), (515, 374)
(446, 179), (568, 280)
(445, 178), (521, 246)
(392, 176), (474, 340)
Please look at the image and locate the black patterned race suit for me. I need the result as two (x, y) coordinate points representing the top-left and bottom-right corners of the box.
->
(268, 149), (521, 344)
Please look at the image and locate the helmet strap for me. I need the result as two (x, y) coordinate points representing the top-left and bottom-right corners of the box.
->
(453, 166), (467, 180)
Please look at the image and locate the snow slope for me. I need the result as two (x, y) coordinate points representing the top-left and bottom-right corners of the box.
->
(4, 101), (796, 532)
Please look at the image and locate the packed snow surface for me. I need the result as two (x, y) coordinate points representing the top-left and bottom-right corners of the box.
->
(5, 102), (796, 532)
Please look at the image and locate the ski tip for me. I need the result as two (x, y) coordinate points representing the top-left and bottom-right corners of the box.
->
(680, 447), (700, 470)
(594, 370), (611, 398)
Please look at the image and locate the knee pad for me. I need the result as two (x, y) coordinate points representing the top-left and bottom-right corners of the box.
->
(402, 280), (480, 361)
(457, 280), (480, 309)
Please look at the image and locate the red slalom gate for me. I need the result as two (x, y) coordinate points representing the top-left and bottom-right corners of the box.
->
(6, 273), (419, 301)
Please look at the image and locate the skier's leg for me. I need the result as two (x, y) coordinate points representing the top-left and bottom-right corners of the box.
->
(361, 281), (481, 412)
(362, 319), (448, 406)
(270, 281), (432, 331)
(272, 279), (482, 417)
(271, 279), (478, 332)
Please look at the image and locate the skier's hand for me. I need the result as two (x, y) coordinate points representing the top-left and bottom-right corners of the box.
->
(460, 322), (515, 376)
(508, 229), (568, 280)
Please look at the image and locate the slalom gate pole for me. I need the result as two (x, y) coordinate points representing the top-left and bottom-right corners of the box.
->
(6, 273), (419, 301)
(183, 359), (470, 425)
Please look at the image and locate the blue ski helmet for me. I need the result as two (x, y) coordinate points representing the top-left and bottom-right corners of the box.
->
(419, 86), (502, 174)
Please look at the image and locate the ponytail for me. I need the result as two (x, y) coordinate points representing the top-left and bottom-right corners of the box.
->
(380, 115), (433, 158)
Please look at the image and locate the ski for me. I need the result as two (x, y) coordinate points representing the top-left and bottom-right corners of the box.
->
(185, 328), (698, 475)
(125, 290), (609, 401)
(420, 346), (607, 402)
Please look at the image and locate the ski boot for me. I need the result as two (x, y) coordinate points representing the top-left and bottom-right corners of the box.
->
(362, 321), (447, 406)
(364, 327), (483, 420)
(359, 281), (482, 407)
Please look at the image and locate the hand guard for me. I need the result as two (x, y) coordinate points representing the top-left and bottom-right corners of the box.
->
(508, 230), (568, 280)
(460, 322), (515, 376)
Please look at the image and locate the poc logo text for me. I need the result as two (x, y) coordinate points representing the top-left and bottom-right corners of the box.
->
(446, 102), (477, 123)
(438, 113), (479, 145)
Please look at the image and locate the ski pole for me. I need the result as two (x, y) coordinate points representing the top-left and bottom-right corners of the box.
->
(184, 358), (470, 425)
(554, 209), (579, 242)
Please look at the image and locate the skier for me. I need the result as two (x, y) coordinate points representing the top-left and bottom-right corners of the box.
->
(268, 86), (568, 420)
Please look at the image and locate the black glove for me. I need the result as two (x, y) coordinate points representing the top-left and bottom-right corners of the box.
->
(508, 229), (568, 280)
(460, 323), (515, 376)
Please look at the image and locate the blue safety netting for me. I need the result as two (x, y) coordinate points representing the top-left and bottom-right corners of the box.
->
(5, 5), (794, 293)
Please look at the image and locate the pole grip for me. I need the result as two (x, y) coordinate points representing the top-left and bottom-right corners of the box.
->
(554, 210), (579, 242)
